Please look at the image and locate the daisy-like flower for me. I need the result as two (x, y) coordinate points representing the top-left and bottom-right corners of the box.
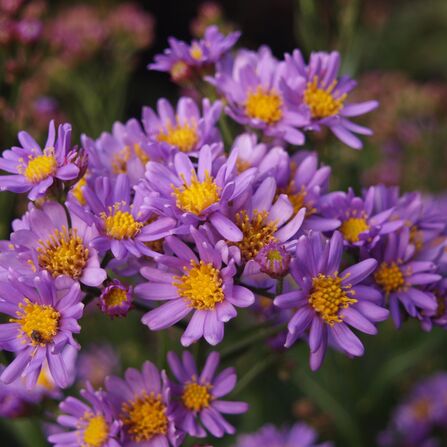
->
(0, 120), (80, 200)
(235, 422), (333, 447)
(48, 382), (122, 447)
(142, 97), (222, 156)
(10, 201), (107, 288)
(283, 50), (378, 149)
(99, 279), (133, 318)
(274, 231), (388, 370)
(105, 361), (182, 447)
(135, 227), (254, 346)
(167, 351), (248, 438)
(371, 227), (440, 327)
(321, 186), (403, 247)
(143, 145), (256, 242)
(68, 174), (176, 260)
(0, 271), (83, 388)
(150, 25), (240, 83)
(213, 47), (309, 144)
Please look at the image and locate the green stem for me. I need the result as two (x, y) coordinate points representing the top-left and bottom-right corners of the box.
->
(218, 114), (234, 150)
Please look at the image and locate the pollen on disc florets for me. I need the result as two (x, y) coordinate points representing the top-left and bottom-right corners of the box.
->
(81, 413), (109, 447)
(374, 262), (406, 295)
(100, 202), (143, 240)
(18, 148), (57, 184)
(245, 86), (283, 125)
(157, 121), (199, 153)
(182, 380), (212, 412)
(304, 77), (346, 119)
(340, 216), (370, 243)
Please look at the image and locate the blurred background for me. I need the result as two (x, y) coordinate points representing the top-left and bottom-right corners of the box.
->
(1, 0), (447, 446)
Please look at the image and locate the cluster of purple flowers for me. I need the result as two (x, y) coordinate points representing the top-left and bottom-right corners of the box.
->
(0, 23), (445, 446)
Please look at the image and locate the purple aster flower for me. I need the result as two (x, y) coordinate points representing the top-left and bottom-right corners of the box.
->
(68, 174), (176, 260)
(48, 382), (122, 447)
(420, 278), (447, 331)
(143, 144), (256, 242)
(99, 279), (133, 318)
(167, 351), (248, 438)
(371, 227), (441, 327)
(321, 186), (403, 248)
(135, 227), (254, 346)
(150, 25), (240, 83)
(0, 271), (83, 388)
(0, 120), (80, 200)
(234, 422), (333, 447)
(105, 361), (183, 447)
(213, 46), (309, 144)
(142, 97), (222, 156)
(283, 50), (378, 149)
(275, 231), (388, 370)
(9, 201), (107, 288)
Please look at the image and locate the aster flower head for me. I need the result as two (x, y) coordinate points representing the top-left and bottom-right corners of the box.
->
(322, 186), (403, 247)
(9, 201), (107, 288)
(48, 382), (122, 447)
(143, 144), (256, 242)
(275, 231), (389, 370)
(142, 97), (222, 156)
(167, 351), (248, 438)
(283, 50), (378, 149)
(105, 361), (182, 447)
(135, 227), (255, 346)
(68, 174), (176, 260)
(0, 120), (80, 200)
(213, 46), (309, 144)
(371, 227), (441, 328)
(99, 279), (133, 318)
(235, 422), (333, 447)
(0, 271), (83, 388)
(150, 25), (240, 83)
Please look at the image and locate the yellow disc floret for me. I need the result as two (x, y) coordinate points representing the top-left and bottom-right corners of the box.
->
(304, 77), (346, 119)
(374, 262), (405, 294)
(11, 298), (60, 345)
(37, 226), (89, 279)
(308, 274), (357, 325)
(21, 150), (57, 184)
(82, 413), (109, 447)
(103, 288), (128, 308)
(121, 393), (168, 442)
(245, 86), (283, 124)
(234, 210), (278, 261)
(173, 171), (220, 216)
(72, 176), (87, 205)
(174, 260), (224, 310)
(182, 381), (212, 412)
(157, 121), (199, 153)
(340, 217), (370, 243)
(101, 203), (143, 240)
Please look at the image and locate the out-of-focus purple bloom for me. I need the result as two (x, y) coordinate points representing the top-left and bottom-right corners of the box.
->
(99, 279), (133, 318)
(213, 47), (309, 144)
(105, 361), (183, 447)
(14, 18), (42, 43)
(0, 121), (79, 200)
(283, 50), (378, 149)
(0, 271), (83, 388)
(167, 351), (248, 437)
(275, 231), (388, 370)
(135, 227), (254, 346)
(48, 382), (122, 447)
(142, 97), (222, 156)
(234, 422), (333, 447)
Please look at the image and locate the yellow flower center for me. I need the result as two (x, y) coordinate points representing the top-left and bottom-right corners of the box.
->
(112, 144), (149, 174)
(37, 368), (54, 390)
(121, 393), (168, 442)
(374, 262), (405, 294)
(103, 288), (128, 308)
(173, 171), (220, 216)
(281, 183), (316, 216)
(21, 150), (57, 183)
(182, 381), (212, 412)
(245, 86), (283, 124)
(411, 399), (431, 421)
(11, 298), (60, 345)
(409, 224), (424, 251)
(234, 210), (278, 261)
(37, 226), (89, 279)
(340, 217), (370, 243)
(72, 176), (87, 205)
(190, 43), (203, 60)
(170, 61), (189, 82)
(308, 274), (357, 326)
(174, 260), (224, 310)
(157, 121), (199, 153)
(100, 203), (143, 240)
(304, 77), (346, 119)
(82, 413), (109, 447)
